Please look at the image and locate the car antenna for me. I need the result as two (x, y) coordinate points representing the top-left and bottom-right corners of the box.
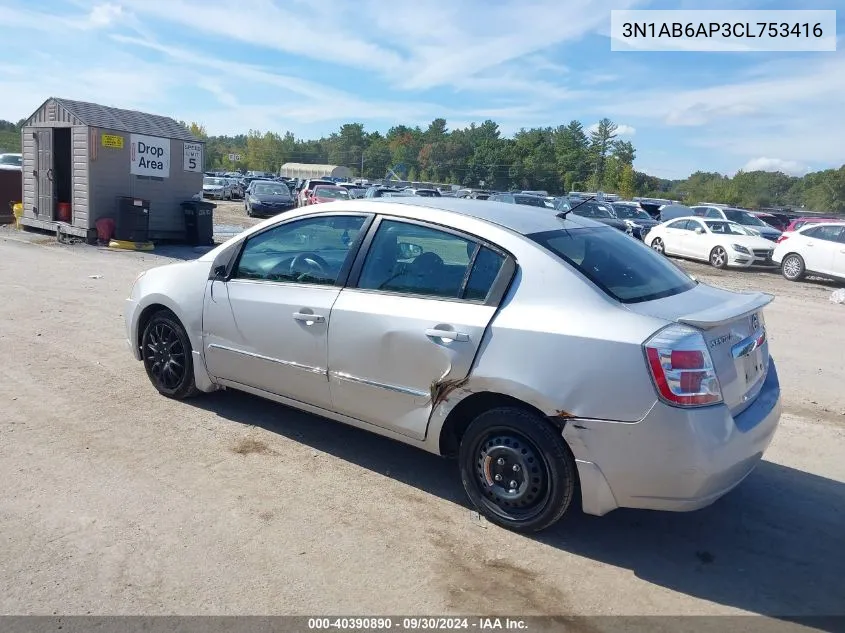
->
(557, 195), (595, 219)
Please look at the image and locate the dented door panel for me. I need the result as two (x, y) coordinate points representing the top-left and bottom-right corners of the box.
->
(326, 289), (496, 440)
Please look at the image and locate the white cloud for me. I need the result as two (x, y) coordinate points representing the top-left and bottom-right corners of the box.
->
(87, 3), (123, 28)
(742, 158), (809, 177)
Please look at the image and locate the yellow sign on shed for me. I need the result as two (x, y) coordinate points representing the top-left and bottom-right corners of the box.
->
(102, 134), (124, 149)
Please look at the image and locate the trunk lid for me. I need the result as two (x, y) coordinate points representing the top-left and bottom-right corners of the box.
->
(628, 284), (773, 415)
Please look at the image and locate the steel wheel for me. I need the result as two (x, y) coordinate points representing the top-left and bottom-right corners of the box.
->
(710, 246), (728, 269)
(141, 310), (199, 399)
(474, 430), (550, 521)
(459, 407), (577, 533)
(651, 237), (665, 254)
(782, 254), (805, 281)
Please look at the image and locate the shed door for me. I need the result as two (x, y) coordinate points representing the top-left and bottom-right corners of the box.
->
(35, 129), (54, 220)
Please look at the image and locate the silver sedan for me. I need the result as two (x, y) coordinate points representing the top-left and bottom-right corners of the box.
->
(124, 198), (782, 533)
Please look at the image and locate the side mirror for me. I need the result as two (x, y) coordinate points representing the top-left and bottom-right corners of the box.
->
(398, 242), (423, 259)
(694, 227), (703, 234)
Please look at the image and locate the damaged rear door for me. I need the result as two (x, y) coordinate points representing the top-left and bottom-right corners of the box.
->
(326, 217), (513, 440)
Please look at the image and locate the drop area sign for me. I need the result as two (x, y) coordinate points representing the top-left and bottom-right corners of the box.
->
(130, 134), (170, 177)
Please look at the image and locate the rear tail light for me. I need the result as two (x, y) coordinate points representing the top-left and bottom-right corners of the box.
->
(644, 324), (723, 407)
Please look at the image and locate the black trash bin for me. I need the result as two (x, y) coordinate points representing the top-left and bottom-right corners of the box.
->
(115, 196), (150, 242)
(181, 199), (216, 246)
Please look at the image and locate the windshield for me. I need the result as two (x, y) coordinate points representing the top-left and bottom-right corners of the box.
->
(0, 154), (22, 166)
(613, 205), (651, 221)
(529, 226), (697, 303)
(572, 202), (614, 219)
(204, 177), (225, 186)
(254, 183), (290, 196)
(314, 187), (349, 199)
(705, 220), (755, 236)
(724, 209), (767, 227)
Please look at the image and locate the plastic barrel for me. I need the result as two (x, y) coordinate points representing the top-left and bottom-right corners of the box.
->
(57, 202), (72, 223)
(12, 203), (23, 229)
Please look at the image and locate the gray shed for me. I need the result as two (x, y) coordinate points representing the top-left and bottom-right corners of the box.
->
(20, 97), (205, 241)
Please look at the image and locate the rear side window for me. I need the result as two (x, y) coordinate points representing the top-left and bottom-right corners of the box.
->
(529, 227), (697, 303)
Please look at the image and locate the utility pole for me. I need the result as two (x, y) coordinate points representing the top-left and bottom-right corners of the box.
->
(360, 150), (364, 178)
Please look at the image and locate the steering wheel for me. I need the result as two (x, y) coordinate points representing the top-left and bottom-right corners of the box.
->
(289, 252), (329, 278)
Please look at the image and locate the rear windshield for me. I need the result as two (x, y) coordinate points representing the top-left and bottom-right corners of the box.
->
(529, 226), (697, 303)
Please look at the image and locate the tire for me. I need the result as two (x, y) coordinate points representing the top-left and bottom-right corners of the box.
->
(781, 253), (805, 281)
(246, 203), (253, 217)
(141, 310), (200, 400)
(458, 407), (577, 533)
(650, 237), (665, 254)
(709, 246), (728, 269)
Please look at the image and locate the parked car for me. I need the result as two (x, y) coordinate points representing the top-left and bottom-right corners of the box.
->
(783, 216), (841, 233)
(690, 206), (782, 242)
(488, 193), (548, 208)
(404, 188), (442, 197)
(307, 185), (351, 205)
(364, 186), (404, 198)
(225, 178), (244, 200)
(558, 199), (631, 235)
(751, 211), (790, 232)
(610, 202), (658, 241)
(648, 217), (775, 269)
(0, 153), (22, 170)
(203, 177), (232, 200)
(245, 181), (295, 217)
(772, 222), (845, 283)
(658, 204), (697, 222)
(297, 179), (338, 207)
(125, 197), (781, 533)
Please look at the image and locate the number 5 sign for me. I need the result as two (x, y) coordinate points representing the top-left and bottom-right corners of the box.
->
(183, 142), (203, 172)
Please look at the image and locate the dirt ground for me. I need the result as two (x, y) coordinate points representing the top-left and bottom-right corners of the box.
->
(0, 216), (843, 618)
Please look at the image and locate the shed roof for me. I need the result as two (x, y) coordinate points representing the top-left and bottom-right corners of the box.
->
(280, 163), (344, 170)
(28, 97), (201, 142)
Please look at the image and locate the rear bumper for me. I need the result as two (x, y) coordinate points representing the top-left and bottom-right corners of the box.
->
(564, 358), (781, 516)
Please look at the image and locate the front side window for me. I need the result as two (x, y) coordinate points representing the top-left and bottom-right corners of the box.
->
(529, 226), (697, 303)
(357, 220), (495, 300)
(234, 215), (366, 285)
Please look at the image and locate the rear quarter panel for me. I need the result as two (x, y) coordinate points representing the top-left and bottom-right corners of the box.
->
(440, 247), (666, 423)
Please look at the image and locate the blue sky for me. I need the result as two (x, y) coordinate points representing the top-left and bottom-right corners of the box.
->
(0, 0), (842, 179)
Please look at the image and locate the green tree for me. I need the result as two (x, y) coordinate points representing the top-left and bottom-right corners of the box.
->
(587, 118), (618, 190)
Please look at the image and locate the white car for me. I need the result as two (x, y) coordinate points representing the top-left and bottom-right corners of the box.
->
(772, 222), (845, 283)
(203, 177), (232, 200)
(648, 217), (775, 269)
(0, 153), (22, 170)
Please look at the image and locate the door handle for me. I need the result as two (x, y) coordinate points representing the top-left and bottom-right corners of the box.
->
(293, 312), (325, 324)
(425, 328), (469, 342)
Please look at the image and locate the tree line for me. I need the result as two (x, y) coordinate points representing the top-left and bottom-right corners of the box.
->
(1, 116), (842, 212)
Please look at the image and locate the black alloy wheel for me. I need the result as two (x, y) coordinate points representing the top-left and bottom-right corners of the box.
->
(141, 310), (199, 399)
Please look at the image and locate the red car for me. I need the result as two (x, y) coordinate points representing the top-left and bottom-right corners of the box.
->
(783, 216), (840, 234)
(307, 185), (351, 205)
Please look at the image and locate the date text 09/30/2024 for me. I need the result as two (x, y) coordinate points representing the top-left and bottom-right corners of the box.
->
(308, 617), (528, 630)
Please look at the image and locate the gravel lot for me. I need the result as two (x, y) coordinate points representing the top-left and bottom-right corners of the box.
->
(1, 211), (843, 618)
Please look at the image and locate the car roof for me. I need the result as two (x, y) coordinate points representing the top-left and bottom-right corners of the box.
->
(799, 221), (845, 228)
(340, 196), (600, 234)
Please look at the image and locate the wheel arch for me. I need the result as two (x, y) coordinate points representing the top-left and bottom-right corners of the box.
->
(435, 390), (566, 458)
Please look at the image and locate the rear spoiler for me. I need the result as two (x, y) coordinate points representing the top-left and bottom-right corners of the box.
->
(678, 292), (774, 329)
